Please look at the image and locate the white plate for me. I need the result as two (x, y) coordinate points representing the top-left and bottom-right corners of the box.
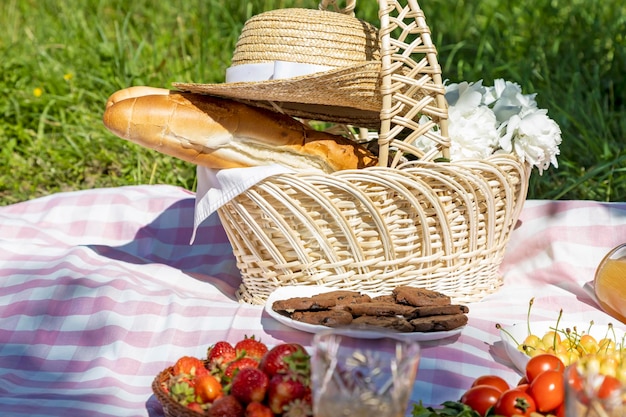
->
(264, 286), (465, 342)
(500, 320), (626, 373)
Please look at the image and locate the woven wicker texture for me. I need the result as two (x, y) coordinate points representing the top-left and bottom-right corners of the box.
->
(152, 367), (202, 417)
(217, 0), (530, 305)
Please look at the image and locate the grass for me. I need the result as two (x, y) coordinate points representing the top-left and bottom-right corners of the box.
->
(0, 0), (624, 205)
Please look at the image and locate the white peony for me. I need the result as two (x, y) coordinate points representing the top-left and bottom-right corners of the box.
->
(447, 104), (499, 160)
(498, 109), (562, 173)
(488, 79), (538, 123)
(417, 78), (561, 172)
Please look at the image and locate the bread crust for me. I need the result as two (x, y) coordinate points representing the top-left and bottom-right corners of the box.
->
(105, 86), (170, 109)
(102, 88), (378, 172)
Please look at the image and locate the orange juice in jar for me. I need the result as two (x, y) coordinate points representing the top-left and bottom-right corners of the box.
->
(594, 244), (626, 324)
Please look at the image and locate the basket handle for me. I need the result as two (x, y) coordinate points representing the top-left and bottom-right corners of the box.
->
(319, 0), (356, 16)
(319, 0), (450, 166)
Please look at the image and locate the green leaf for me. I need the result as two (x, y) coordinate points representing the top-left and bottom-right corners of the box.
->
(411, 401), (482, 417)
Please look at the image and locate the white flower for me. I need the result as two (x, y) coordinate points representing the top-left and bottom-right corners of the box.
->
(448, 104), (499, 160)
(488, 79), (538, 123)
(441, 80), (500, 160)
(416, 78), (561, 172)
(445, 80), (488, 108)
(498, 109), (562, 173)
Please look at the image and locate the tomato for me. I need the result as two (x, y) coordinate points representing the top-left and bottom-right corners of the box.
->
(597, 374), (622, 400)
(493, 388), (537, 417)
(525, 353), (565, 383)
(554, 401), (565, 417)
(528, 369), (564, 412)
(471, 375), (510, 393)
(515, 383), (530, 393)
(460, 385), (501, 416)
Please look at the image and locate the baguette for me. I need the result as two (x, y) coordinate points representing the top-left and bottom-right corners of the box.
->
(102, 87), (378, 172)
(105, 86), (170, 109)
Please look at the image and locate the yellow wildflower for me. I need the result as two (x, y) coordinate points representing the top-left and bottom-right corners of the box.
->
(33, 87), (43, 97)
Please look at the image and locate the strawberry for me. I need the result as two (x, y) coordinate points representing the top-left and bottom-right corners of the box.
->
(172, 356), (209, 378)
(168, 375), (197, 406)
(259, 343), (309, 378)
(187, 402), (206, 413)
(224, 357), (259, 379)
(208, 394), (245, 417)
(194, 373), (224, 403)
(267, 372), (309, 415)
(282, 397), (313, 417)
(208, 341), (237, 368)
(245, 401), (273, 417)
(235, 336), (269, 360)
(230, 367), (269, 404)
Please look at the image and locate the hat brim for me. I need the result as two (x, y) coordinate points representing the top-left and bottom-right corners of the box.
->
(173, 62), (382, 127)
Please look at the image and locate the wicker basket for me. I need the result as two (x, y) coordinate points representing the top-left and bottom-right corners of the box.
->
(216, 0), (530, 305)
(152, 366), (208, 417)
(152, 367), (189, 417)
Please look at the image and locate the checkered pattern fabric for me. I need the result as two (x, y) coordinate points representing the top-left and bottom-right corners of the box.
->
(1, 185), (624, 417)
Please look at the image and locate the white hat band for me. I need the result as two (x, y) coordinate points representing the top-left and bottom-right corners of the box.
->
(225, 61), (335, 83)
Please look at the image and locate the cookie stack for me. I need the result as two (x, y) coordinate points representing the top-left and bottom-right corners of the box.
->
(271, 286), (469, 332)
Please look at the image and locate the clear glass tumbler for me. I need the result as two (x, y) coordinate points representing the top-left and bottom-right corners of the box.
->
(311, 330), (421, 417)
(594, 243), (626, 324)
(565, 364), (625, 417)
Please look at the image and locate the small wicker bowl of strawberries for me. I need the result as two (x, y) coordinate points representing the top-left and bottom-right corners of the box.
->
(152, 336), (313, 417)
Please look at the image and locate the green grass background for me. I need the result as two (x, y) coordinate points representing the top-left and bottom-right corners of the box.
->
(1, 0), (625, 206)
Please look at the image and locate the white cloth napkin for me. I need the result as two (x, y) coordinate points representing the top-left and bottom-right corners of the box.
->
(190, 60), (335, 243)
(191, 164), (294, 243)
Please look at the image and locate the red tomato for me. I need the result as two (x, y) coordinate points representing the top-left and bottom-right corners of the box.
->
(597, 375), (622, 400)
(528, 369), (565, 413)
(515, 383), (530, 393)
(493, 388), (537, 417)
(517, 375), (528, 386)
(554, 401), (566, 417)
(525, 354), (565, 383)
(471, 375), (510, 393)
(460, 385), (501, 416)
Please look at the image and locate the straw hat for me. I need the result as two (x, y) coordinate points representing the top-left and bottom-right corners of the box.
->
(173, 8), (383, 128)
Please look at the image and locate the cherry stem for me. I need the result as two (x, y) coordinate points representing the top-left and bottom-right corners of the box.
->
(526, 297), (535, 336)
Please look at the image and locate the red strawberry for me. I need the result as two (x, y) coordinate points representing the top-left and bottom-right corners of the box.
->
(259, 344), (309, 378)
(224, 357), (259, 379)
(172, 356), (209, 377)
(267, 372), (309, 415)
(208, 341), (237, 368)
(187, 402), (206, 413)
(235, 336), (269, 360)
(168, 375), (201, 408)
(230, 367), (269, 404)
(245, 401), (273, 417)
(208, 395), (245, 417)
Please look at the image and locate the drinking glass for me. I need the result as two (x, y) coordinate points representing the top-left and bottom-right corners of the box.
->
(311, 330), (420, 417)
(594, 243), (626, 324)
(565, 364), (625, 417)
